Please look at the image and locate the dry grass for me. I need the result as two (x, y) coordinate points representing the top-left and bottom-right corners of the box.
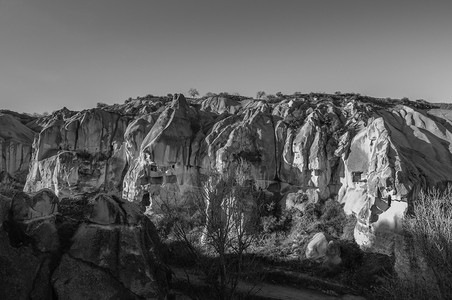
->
(404, 188), (452, 298)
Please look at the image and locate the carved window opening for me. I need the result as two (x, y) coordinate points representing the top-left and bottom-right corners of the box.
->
(352, 171), (363, 183)
(142, 192), (150, 207)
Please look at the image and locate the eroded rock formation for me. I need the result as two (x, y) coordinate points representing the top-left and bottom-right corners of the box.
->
(17, 93), (452, 252)
(24, 109), (129, 196)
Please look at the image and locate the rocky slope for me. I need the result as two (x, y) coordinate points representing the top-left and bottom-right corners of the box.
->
(4, 93), (452, 252)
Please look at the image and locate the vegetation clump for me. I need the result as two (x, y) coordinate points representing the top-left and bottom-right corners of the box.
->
(377, 188), (452, 299)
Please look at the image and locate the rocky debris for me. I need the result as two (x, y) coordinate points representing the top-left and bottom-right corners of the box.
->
(19, 93), (452, 252)
(0, 190), (170, 300)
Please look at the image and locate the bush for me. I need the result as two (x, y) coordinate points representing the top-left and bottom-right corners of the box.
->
(318, 199), (347, 238)
(96, 102), (108, 108)
(376, 187), (452, 299)
(260, 209), (293, 234)
(401, 188), (452, 298)
(340, 214), (357, 241)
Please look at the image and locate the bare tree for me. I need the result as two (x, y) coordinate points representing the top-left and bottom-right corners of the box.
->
(188, 88), (200, 98)
(256, 91), (266, 99)
(156, 161), (261, 299)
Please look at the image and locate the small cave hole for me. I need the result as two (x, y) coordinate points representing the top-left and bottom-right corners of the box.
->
(352, 171), (363, 183)
(142, 193), (150, 207)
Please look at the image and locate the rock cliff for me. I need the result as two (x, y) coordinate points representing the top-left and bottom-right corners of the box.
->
(0, 113), (34, 182)
(13, 93), (452, 251)
(24, 108), (129, 196)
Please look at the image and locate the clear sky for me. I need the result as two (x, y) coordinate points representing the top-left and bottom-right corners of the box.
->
(0, 0), (451, 113)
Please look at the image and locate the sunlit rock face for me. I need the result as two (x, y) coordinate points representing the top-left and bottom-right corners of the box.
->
(200, 96), (243, 114)
(24, 109), (129, 197)
(0, 113), (34, 180)
(22, 93), (452, 252)
(339, 105), (452, 252)
(122, 94), (208, 208)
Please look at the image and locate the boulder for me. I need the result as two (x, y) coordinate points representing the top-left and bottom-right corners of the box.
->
(1, 189), (170, 299)
(0, 230), (53, 300)
(306, 233), (342, 271)
(306, 232), (330, 260)
(0, 190), (60, 299)
(56, 194), (170, 299)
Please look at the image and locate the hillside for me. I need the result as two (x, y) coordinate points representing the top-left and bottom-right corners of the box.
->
(1, 92), (452, 299)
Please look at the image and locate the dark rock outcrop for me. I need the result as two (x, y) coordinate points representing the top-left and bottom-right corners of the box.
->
(0, 190), (170, 300)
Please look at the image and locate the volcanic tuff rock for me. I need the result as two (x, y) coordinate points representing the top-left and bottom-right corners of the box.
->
(0, 113), (34, 181)
(0, 190), (170, 299)
(10, 93), (452, 251)
(24, 108), (129, 196)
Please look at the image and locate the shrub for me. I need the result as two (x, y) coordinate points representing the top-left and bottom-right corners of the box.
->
(318, 199), (347, 238)
(260, 209), (293, 234)
(188, 88), (199, 98)
(401, 188), (452, 298)
(256, 91), (266, 99)
(376, 187), (452, 299)
(340, 214), (357, 241)
(96, 102), (108, 108)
